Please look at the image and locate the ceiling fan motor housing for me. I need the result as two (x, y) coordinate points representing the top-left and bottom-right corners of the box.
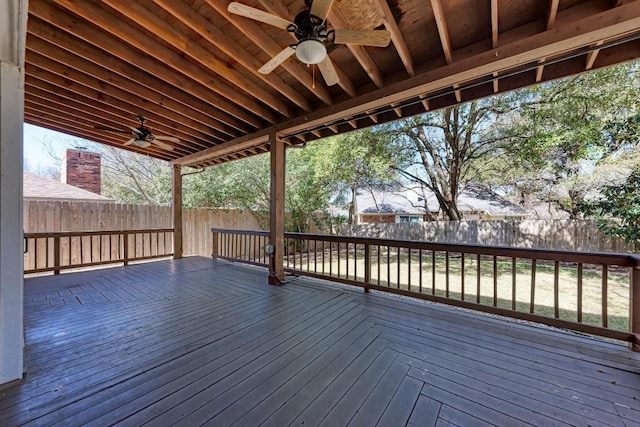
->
(292, 9), (328, 64)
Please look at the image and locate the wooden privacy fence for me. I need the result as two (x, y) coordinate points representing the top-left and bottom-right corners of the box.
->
(338, 220), (637, 253)
(24, 229), (174, 274)
(211, 228), (640, 349)
(23, 200), (263, 257)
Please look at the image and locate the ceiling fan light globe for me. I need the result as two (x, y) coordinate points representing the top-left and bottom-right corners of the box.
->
(296, 39), (326, 64)
(134, 140), (151, 148)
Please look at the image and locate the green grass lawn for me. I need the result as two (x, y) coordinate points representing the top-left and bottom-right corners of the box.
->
(286, 248), (631, 331)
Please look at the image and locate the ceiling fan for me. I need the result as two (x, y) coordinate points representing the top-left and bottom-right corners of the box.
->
(94, 115), (177, 150)
(227, 0), (391, 86)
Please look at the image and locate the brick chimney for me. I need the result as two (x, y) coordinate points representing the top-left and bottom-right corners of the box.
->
(61, 148), (101, 194)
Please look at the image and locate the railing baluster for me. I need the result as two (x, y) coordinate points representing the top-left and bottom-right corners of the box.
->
(407, 249), (412, 291)
(364, 243), (371, 286)
(602, 264), (608, 328)
(322, 240), (325, 274)
(346, 242), (350, 279)
(337, 242), (341, 277)
(445, 251), (450, 298)
(461, 253), (465, 301)
(493, 255), (498, 307)
(123, 232), (129, 266)
(530, 259), (537, 313)
(554, 260), (560, 318)
(511, 257), (516, 310)
(376, 245), (380, 285)
(354, 242), (357, 280)
(577, 263), (583, 323)
(396, 246), (401, 289)
(314, 240), (318, 273)
(419, 249), (423, 294)
(432, 250), (437, 295)
(476, 254), (481, 304)
(387, 246), (391, 287)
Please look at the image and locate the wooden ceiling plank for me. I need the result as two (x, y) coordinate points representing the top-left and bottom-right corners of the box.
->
(33, 1), (268, 127)
(24, 109), (175, 160)
(256, 3), (640, 144)
(204, 0), (332, 106)
(25, 92), (194, 158)
(27, 20), (246, 136)
(53, 0), (289, 120)
(373, 0), (414, 77)
(328, 7), (384, 88)
(25, 67), (210, 151)
(257, 0), (357, 97)
(27, 17), (262, 132)
(124, 0), (312, 113)
(26, 47), (225, 147)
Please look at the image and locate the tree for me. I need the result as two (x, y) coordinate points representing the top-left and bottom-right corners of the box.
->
(498, 64), (640, 218)
(388, 97), (517, 220)
(311, 128), (399, 224)
(579, 170), (640, 250)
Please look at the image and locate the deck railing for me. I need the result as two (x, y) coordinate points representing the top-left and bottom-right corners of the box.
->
(24, 228), (174, 274)
(212, 228), (640, 347)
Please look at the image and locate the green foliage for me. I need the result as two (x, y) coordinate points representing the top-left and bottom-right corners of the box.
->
(578, 170), (640, 249)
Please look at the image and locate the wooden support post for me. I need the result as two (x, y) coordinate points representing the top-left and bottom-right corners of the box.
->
(53, 236), (61, 275)
(0, 0), (27, 385)
(631, 263), (640, 351)
(172, 164), (183, 259)
(211, 230), (218, 259)
(123, 232), (129, 266)
(269, 132), (285, 285)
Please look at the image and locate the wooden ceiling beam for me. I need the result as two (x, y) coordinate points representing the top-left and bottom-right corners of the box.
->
(27, 19), (246, 136)
(25, 48), (224, 147)
(25, 67), (210, 151)
(328, 7), (383, 88)
(536, 0), (560, 82)
(373, 0), (414, 77)
(52, 0), (290, 121)
(33, 1), (267, 127)
(257, 0), (356, 98)
(204, 0), (332, 106)
(430, 0), (461, 101)
(491, 0), (499, 93)
(110, 0), (310, 113)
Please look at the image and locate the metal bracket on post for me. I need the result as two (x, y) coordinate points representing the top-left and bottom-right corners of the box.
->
(267, 244), (283, 286)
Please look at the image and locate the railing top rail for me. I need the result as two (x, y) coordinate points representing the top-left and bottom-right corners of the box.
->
(25, 228), (174, 238)
(211, 228), (269, 236)
(211, 228), (639, 267)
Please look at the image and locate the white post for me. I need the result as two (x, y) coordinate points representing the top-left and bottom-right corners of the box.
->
(0, 0), (27, 385)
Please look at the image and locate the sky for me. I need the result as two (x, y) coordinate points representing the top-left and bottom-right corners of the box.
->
(23, 123), (92, 173)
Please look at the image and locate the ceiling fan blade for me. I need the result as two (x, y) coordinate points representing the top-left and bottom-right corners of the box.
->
(259, 46), (296, 74)
(151, 139), (174, 150)
(227, 2), (294, 30)
(94, 125), (132, 135)
(310, 0), (334, 22)
(129, 126), (143, 135)
(123, 138), (136, 146)
(154, 135), (180, 144)
(333, 29), (391, 47)
(318, 56), (339, 86)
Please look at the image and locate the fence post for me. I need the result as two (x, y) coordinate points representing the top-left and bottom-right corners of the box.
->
(212, 230), (218, 259)
(123, 232), (129, 266)
(631, 261), (640, 352)
(53, 236), (60, 275)
(364, 243), (371, 293)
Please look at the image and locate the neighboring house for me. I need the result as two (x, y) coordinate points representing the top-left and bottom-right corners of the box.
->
(355, 185), (530, 224)
(23, 172), (114, 202)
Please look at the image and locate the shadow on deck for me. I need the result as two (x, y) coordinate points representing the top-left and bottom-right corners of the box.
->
(2, 256), (639, 426)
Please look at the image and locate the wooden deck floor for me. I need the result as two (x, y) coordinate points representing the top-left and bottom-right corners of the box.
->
(2, 257), (640, 426)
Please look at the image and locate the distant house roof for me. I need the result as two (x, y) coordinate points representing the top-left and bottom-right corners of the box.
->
(356, 185), (529, 217)
(24, 172), (114, 202)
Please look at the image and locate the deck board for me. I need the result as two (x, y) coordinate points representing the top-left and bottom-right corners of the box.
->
(1, 257), (639, 426)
